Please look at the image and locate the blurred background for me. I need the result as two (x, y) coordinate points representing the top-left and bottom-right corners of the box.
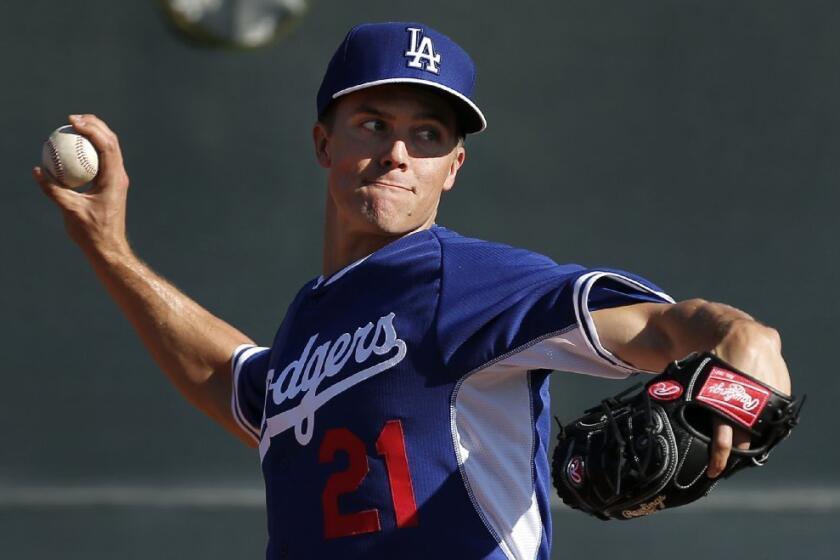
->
(1, 0), (837, 558)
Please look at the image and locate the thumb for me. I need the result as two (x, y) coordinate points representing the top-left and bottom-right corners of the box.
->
(33, 166), (82, 210)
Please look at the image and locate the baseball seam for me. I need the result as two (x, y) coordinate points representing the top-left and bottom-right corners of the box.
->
(46, 139), (65, 184)
(75, 135), (97, 176)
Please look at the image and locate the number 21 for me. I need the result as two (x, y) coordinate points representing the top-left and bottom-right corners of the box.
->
(319, 419), (419, 539)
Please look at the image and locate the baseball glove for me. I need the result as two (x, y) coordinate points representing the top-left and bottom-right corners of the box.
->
(551, 352), (803, 520)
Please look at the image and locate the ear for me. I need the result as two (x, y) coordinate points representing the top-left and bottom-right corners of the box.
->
(442, 145), (466, 192)
(312, 122), (331, 168)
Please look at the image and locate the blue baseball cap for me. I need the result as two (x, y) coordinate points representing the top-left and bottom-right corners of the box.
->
(317, 22), (487, 134)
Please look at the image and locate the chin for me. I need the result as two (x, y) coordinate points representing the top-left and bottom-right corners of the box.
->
(355, 198), (404, 231)
(358, 204), (422, 237)
(363, 216), (414, 236)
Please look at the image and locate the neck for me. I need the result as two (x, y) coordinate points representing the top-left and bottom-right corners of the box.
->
(322, 195), (436, 277)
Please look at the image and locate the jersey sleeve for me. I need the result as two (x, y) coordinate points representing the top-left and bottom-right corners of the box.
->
(572, 269), (675, 374)
(231, 344), (271, 444)
(434, 233), (674, 379)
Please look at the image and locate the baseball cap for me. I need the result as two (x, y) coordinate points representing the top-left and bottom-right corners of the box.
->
(317, 22), (487, 134)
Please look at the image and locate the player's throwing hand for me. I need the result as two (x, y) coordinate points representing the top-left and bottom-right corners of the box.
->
(34, 114), (130, 257)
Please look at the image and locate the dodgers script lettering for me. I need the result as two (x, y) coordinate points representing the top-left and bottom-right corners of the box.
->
(259, 313), (407, 455)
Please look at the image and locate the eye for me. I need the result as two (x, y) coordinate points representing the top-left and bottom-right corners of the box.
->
(361, 119), (386, 132)
(416, 128), (441, 142)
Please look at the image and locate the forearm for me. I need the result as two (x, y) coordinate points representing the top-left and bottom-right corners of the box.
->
(599, 299), (790, 394)
(85, 242), (254, 426)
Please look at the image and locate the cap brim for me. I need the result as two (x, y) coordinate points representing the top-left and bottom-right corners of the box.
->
(332, 77), (487, 134)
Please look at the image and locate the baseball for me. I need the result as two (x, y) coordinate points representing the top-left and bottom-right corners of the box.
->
(41, 125), (99, 189)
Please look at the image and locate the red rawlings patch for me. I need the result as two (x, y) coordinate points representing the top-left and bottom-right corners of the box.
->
(648, 380), (684, 401)
(567, 456), (585, 487)
(695, 367), (771, 428)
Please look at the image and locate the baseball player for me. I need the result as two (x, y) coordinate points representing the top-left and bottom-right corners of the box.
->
(34, 22), (791, 560)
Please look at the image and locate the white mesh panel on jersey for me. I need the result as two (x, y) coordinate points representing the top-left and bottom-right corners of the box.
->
(450, 327), (639, 559)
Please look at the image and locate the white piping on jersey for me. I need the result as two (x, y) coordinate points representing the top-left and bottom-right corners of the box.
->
(312, 255), (371, 290)
(311, 228), (434, 289)
(572, 271), (674, 373)
(231, 344), (270, 444)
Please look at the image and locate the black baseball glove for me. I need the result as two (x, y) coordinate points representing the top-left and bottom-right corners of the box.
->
(551, 352), (803, 520)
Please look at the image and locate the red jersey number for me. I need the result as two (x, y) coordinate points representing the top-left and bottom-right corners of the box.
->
(319, 428), (381, 539)
(319, 420), (419, 539)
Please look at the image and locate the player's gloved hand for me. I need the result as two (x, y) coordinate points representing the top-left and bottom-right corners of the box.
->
(552, 352), (803, 520)
(33, 114), (131, 258)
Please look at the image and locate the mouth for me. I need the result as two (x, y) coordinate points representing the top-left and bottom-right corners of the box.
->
(364, 180), (414, 192)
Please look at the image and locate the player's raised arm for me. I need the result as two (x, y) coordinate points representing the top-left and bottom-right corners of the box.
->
(590, 298), (792, 477)
(33, 114), (257, 447)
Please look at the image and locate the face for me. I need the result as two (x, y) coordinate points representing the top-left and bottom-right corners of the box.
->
(313, 84), (466, 237)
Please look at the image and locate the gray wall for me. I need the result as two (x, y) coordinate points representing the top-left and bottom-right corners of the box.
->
(1, 1), (837, 558)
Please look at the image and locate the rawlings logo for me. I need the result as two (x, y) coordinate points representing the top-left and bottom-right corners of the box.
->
(260, 313), (407, 452)
(567, 456), (585, 486)
(621, 495), (667, 519)
(648, 380), (683, 401)
(696, 367), (770, 428)
(704, 382), (760, 410)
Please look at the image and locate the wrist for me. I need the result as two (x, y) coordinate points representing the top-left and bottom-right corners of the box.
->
(712, 319), (789, 394)
(81, 237), (135, 267)
(714, 319), (780, 357)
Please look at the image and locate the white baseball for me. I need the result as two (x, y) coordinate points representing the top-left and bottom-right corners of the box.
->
(41, 125), (99, 189)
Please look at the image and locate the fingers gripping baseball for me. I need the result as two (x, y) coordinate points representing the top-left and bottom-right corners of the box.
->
(69, 114), (129, 191)
(34, 114), (130, 255)
(33, 167), (81, 208)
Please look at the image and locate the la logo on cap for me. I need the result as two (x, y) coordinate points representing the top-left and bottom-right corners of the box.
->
(405, 27), (441, 74)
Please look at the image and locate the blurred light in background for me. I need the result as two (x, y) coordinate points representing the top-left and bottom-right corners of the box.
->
(160, 0), (309, 48)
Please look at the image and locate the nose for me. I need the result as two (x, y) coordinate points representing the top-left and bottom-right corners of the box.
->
(379, 138), (409, 171)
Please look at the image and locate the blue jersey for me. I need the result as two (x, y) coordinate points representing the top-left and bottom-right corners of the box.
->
(232, 226), (672, 559)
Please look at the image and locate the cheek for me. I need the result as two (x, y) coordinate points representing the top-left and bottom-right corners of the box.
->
(329, 150), (370, 186)
(417, 158), (454, 192)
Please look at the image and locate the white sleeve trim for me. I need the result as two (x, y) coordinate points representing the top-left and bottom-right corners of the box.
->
(572, 271), (675, 374)
(231, 344), (270, 444)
